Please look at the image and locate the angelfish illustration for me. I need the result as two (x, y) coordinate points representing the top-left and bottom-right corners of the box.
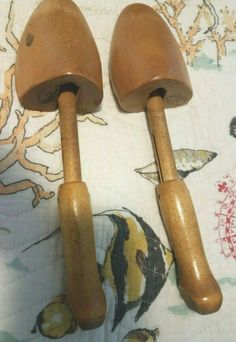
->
(98, 208), (173, 331)
(130, 208), (173, 322)
(27, 208), (173, 335)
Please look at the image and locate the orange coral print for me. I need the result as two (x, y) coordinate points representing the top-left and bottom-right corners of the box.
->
(154, 0), (236, 66)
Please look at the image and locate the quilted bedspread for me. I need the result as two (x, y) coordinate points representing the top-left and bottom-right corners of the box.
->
(0, 0), (236, 341)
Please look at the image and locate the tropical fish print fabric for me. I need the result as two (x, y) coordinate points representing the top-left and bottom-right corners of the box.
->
(0, 0), (236, 341)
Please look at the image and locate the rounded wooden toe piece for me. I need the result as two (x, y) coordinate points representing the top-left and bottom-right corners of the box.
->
(16, 0), (103, 114)
(109, 3), (192, 112)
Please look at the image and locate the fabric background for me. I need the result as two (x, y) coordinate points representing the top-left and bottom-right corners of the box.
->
(0, 0), (235, 341)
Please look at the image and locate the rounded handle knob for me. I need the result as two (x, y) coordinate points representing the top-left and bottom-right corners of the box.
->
(157, 179), (222, 314)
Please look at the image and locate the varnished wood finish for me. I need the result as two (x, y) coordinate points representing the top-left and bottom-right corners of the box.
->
(58, 182), (106, 329)
(15, 0), (103, 114)
(109, 3), (222, 314)
(110, 4), (192, 113)
(146, 95), (178, 182)
(15, 0), (106, 329)
(58, 90), (82, 183)
(157, 179), (222, 314)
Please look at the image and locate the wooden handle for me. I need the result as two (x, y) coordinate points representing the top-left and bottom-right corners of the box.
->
(157, 179), (222, 313)
(58, 86), (82, 183)
(146, 93), (222, 313)
(58, 87), (106, 329)
(146, 93), (178, 182)
(58, 181), (106, 329)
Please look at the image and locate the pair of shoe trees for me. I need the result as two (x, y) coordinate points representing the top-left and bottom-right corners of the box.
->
(15, 0), (222, 330)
